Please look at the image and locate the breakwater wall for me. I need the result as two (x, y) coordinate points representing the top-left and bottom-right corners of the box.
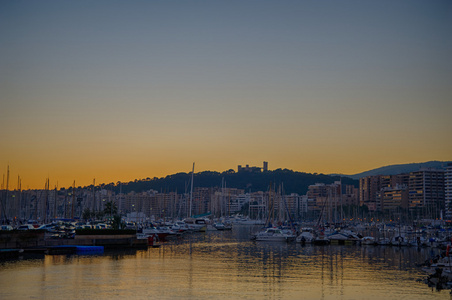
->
(0, 231), (147, 249)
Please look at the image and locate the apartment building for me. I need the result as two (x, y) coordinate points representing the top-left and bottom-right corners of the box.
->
(446, 163), (452, 219)
(343, 185), (359, 206)
(408, 169), (445, 219)
(360, 174), (410, 212)
(307, 182), (342, 222)
(359, 176), (380, 211)
(377, 184), (409, 211)
(307, 183), (329, 210)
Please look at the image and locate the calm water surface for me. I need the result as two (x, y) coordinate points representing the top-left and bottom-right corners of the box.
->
(0, 225), (449, 299)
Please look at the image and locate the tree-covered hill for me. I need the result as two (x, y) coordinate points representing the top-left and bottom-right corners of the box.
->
(99, 169), (358, 195)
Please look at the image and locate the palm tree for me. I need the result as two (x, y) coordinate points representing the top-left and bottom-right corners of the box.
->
(103, 201), (118, 218)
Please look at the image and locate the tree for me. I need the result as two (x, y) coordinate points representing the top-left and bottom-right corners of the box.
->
(111, 215), (124, 230)
(103, 201), (118, 218)
(82, 208), (92, 221)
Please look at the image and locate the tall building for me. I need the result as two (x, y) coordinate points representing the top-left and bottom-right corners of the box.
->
(307, 183), (328, 211)
(307, 182), (341, 222)
(377, 184), (409, 212)
(359, 176), (380, 211)
(445, 163), (452, 219)
(409, 168), (445, 219)
(359, 174), (410, 212)
(380, 174), (409, 189)
(192, 187), (212, 216)
(342, 185), (359, 206)
(248, 191), (267, 220)
(284, 193), (302, 219)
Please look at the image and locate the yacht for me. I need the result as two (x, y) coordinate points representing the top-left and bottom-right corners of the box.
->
(253, 227), (296, 242)
(361, 236), (377, 245)
(296, 231), (315, 244)
(183, 218), (208, 232)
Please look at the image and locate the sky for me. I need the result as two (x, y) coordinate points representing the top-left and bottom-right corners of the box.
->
(1, 0), (451, 190)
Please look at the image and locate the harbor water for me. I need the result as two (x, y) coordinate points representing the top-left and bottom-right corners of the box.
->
(0, 225), (450, 299)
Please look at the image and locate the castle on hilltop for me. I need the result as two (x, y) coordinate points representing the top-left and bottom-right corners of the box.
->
(238, 161), (268, 173)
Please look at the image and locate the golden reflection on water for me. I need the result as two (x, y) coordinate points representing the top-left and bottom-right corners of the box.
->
(0, 229), (449, 299)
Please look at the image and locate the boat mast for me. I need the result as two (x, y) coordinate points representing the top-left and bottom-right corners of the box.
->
(54, 184), (57, 219)
(16, 175), (20, 222)
(92, 178), (96, 214)
(71, 180), (75, 219)
(221, 177), (224, 218)
(189, 162), (194, 218)
(340, 177), (343, 223)
(44, 178), (49, 223)
(3, 165), (9, 223)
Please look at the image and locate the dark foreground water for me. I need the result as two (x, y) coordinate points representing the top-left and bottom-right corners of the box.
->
(0, 225), (449, 299)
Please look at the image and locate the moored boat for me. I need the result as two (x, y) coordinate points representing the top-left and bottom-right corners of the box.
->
(391, 235), (409, 246)
(328, 230), (360, 245)
(213, 222), (232, 231)
(142, 226), (180, 241)
(361, 236), (376, 245)
(183, 218), (208, 232)
(253, 227), (296, 242)
(296, 231), (315, 244)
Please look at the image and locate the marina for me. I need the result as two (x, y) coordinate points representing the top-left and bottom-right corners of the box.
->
(1, 1), (450, 298)
(1, 224), (452, 299)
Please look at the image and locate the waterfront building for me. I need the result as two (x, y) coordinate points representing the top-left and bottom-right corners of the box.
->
(153, 191), (180, 220)
(359, 174), (410, 212)
(284, 193), (302, 220)
(121, 191), (149, 215)
(307, 183), (328, 210)
(307, 182), (341, 222)
(343, 185), (359, 206)
(409, 168), (445, 219)
(191, 187), (212, 216)
(380, 174), (409, 189)
(377, 184), (409, 212)
(306, 197), (317, 213)
(230, 194), (251, 213)
(248, 191), (266, 220)
(211, 187), (244, 217)
(446, 163), (452, 219)
(359, 176), (380, 211)
(298, 194), (308, 214)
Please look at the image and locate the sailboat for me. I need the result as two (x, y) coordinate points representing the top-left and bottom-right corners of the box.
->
(252, 184), (296, 242)
(182, 163), (207, 232)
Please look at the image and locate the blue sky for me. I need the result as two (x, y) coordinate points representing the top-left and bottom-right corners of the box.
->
(1, 1), (451, 188)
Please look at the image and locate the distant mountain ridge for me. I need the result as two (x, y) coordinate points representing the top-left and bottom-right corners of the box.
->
(333, 161), (451, 180)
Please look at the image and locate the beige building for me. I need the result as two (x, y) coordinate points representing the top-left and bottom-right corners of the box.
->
(359, 174), (409, 211)
(377, 185), (409, 211)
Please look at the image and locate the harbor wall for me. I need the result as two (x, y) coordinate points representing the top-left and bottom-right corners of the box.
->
(0, 230), (46, 249)
(0, 231), (146, 249)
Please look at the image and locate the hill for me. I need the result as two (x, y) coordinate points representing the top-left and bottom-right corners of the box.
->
(101, 169), (358, 195)
(336, 160), (451, 180)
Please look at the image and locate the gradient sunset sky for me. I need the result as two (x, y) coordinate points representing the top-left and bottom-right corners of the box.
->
(1, 1), (451, 190)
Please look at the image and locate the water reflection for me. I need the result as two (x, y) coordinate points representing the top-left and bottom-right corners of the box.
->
(0, 226), (449, 299)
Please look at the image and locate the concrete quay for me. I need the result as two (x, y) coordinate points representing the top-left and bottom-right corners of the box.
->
(0, 230), (147, 251)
